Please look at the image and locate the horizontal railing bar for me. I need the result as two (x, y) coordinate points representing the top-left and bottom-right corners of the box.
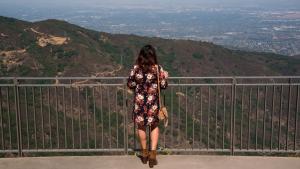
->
(0, 84), (15, 86)
(169, 84), (232, 86)
(0, 150), (19, 153)
(7, 83), (300, 86)
(0, 77), (233, 80)
(0, 76), (300, 80)
(169, 76), (300, 79)
(1, 83), (299, 86)
(1, 83), (237, 86)
(21, 148), (126, 153)
(169, 77), (234, 79)
(17, 84), (124, 87)
(233, 149), (300, 153)
(234, 76), (300, 79)
(158, 148), (231, 152)
(157, 149), (300, 153)
(0, 77), (126, 80)
(18, 148), (232, 153)
(154, 149), (300, 153)
(237, 83), (300, 86)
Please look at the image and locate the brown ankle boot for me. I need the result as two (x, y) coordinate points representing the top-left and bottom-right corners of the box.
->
(148, 150), (158, 168)
(140, 149), (149, 164)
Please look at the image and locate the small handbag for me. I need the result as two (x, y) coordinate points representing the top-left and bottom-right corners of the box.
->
(155, 64), (169, 127)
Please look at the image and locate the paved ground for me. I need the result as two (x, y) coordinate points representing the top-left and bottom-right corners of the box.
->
(0, 155), (299, 169)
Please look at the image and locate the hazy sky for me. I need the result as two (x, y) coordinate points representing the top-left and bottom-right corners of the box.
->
(1, 0), (300, 9)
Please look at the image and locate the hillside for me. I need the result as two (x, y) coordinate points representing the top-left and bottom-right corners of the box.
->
(1, 15), (300, 78)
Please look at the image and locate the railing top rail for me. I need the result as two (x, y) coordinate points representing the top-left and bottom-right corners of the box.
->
(0, 76), (300, 80)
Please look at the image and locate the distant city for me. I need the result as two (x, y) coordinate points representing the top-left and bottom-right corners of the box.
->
(0, 3), (299, 56)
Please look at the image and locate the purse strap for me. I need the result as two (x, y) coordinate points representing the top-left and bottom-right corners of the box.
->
(155, 64), (162, 108)
(156, 64), (169, 127)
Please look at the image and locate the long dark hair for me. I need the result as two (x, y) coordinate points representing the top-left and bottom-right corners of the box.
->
(135, 44), (158, 72)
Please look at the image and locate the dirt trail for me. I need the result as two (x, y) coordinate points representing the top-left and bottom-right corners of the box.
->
(54, 65), (123, 86)
(30, 28), (69, 47)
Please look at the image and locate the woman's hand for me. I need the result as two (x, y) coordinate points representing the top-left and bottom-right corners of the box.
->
(159, 67), (169, 79)
(162, 70), (168, 78)
(159, 66), (168, 89)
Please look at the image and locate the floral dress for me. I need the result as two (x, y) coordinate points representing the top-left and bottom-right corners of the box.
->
(127, 64), (168, 127)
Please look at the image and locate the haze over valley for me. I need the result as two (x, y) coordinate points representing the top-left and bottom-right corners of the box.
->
(1, 0), (300, 56)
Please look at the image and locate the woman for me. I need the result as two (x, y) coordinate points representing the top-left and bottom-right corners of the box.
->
(127, 44), (168, 167)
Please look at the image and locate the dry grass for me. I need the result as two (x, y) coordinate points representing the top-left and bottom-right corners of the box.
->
(0, 49), (26, 70)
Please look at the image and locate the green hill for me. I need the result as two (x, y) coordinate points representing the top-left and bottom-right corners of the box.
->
(1, 16), (300, 77)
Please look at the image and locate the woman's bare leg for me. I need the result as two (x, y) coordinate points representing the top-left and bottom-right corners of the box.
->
(150, 125), (159, 150)
(137, 125), (147, 149)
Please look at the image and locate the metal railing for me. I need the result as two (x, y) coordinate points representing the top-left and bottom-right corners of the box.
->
(0, 76), (299, 156)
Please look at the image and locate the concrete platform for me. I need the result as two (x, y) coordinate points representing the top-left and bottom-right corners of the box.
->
(0, 155), (300, 169)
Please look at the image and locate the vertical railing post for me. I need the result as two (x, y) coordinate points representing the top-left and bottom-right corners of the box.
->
(14, 77), (22, 157)
(286, 78), (291, 151)
(123, 80), (128, 155)
(231, 77), (236, 155)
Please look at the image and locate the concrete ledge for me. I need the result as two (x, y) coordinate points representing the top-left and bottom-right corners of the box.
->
(0, 155), (300, 169)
